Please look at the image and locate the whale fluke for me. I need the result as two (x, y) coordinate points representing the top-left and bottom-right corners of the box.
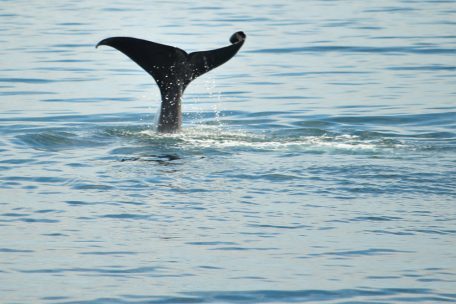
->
(97, 31), (246, 133)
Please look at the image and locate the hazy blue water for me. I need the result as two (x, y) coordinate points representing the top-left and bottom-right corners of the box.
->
(1, 0), (456, 303)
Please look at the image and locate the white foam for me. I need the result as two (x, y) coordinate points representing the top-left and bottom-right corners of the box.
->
(135, 126), (405, 152)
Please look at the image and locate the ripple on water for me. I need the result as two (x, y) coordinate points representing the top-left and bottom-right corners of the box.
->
(44, 288), (456, 303)
(1, 1), (456, 302)
(6, 110), (455, 154)
(16, 131), (105, 151)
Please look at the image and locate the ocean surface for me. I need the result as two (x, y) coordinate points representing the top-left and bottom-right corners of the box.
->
(1, 1), (455, 303)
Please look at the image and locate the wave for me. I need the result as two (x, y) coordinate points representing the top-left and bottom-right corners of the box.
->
(9, 110), (454, 154)
(51, 287), (456, 303)
(250, 45), (456, 55)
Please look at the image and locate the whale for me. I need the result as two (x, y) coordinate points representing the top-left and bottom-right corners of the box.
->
(96, 31), (246, 133)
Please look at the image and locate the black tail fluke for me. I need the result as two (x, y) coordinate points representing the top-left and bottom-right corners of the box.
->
(97, 32), (246, 133)
(96, 37), (188, 90)
(187, 31), (246, 81)
(96, 32), (246, 91)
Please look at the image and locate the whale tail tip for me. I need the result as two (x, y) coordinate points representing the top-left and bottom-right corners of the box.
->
(230, 31), (246, 44)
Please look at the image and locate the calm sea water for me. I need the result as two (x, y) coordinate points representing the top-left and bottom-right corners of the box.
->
(1, 1), (456, 303)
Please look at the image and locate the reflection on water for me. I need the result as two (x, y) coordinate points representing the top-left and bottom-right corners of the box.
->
(0, 0), (456, 303)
